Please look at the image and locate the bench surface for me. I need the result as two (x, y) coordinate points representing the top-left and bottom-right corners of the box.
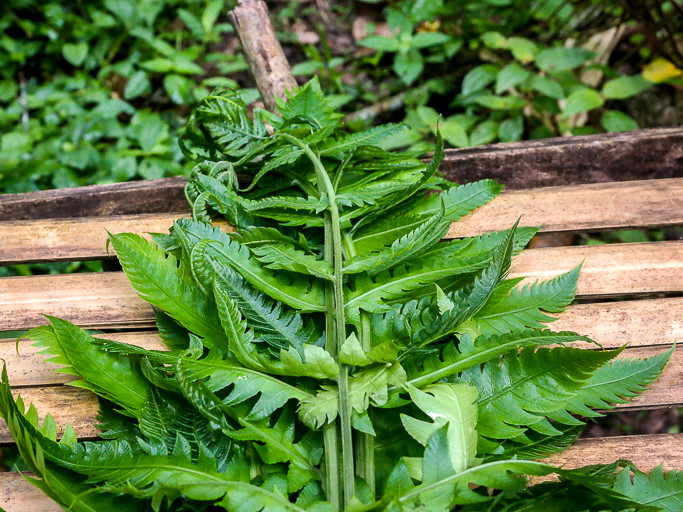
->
(0, 128), (682, 511)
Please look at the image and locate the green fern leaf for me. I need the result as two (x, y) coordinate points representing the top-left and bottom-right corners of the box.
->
(29, 318), (150, 414)
(343, 205), (451, 276)
(461, 265), (581, 337)
(109, 232), (229, 352)
(252, 242), (333, 280)
(613, 465), (683, 512)
(320, 124), (406, 155)
(173, 218), (326, 312)
(352, 180), (502, 255)
(457, 346), (620, 442)
(560, 347), (673, 418)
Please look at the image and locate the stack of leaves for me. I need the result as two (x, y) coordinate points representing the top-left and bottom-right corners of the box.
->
(1, 78), (681, 511)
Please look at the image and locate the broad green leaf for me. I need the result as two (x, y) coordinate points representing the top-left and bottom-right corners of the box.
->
(508, 37), (538, 63)
(461, 65), (498, 95)
(359, 35), (400, 52)
(401, 383), (479, 473)
(528, 74), (565, 99)
(124, 70), (151, 100)
(602, 75), (652, 99)
(474, 94), (526, 110)
(394, 49), (423, 85)
(536, 47), (596, 72)
(62, 42), (88, 66)
(495, 63), (530, 94)
(601, 110), (639, 132)
(412, 32), (450, 48)
(339, 333), (372, 366)
(562, 88), (604, 117)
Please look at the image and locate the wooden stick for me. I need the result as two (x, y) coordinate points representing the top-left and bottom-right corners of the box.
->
(228, 0), (297, 111)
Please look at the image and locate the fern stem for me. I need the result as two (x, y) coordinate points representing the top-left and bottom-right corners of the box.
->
(343, 233), (376, 496)
(286, 132), (356, 508)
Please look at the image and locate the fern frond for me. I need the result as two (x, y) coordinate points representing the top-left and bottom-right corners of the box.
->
(559, 347), (673, 418)
(29, 318), (150, 414)
(457, 346), (620, 443)
(109, 232), (229, 352)
(462, 265), (581, 337)
(173, 218), (326, 312)
(613, 465), (683, 512)
(251, 242), (333, 280)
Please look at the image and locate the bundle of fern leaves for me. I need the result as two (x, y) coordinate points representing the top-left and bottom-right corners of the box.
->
(1, 78), (680, 511)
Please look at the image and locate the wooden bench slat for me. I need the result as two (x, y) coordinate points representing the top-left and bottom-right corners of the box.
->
(1, 241), (681, 332)
(449, 177), (683, 239)
(1, 342), (678, 444)
(3, 296), (681, 387)
(2, 179), (681, 265)
(545, 433), (683, 474)
(0, 472), (63, 512)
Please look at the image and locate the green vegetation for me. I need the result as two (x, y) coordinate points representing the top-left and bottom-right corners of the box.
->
(2, 0), (682, 193)
(1, 80), (680, 511)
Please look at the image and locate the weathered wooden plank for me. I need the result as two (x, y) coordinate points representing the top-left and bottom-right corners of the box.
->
(0, 214), (233, 265)
(544, 433), (683, 474)
(2, 179), (681, 265)
(1, 129), (681, 222)
(4, 297), (681, 387)
(439, 127), (683, 189)
(510, 241), (683, 299)
(0, 472), (63, 512)
(448, 178), (683, 238)
(0, 273), (155, 332)
(0, 177), (188, 221)
(1, 242), (681, 332)
(0, 344), (677, 445)
(550, 297), (683, 350)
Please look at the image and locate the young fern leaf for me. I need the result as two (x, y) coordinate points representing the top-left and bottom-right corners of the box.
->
(458, 346), (620, 442)
(559, 347), (673, 418)
(613, 465), (683, 512)
(29, 318), (150, 414)
(172, 218), (326, 312)
(461, 265), (581, 337)
(109, 232), (229, 352)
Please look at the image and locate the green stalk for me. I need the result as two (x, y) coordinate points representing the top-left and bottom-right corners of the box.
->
(282, 133), (355, 507)
(344, 234), (375, 496)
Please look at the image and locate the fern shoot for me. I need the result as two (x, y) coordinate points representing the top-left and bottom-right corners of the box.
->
(0, 78), (680, 511)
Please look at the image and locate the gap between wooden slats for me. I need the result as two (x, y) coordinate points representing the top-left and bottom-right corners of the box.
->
(1, 178), (681, 265)
(1, 241), (681, 332)
(3, 296), (682, 387)
(3, 432), (683, 512)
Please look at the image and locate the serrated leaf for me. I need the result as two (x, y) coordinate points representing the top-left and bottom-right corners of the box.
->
(401, 383), (479, 473)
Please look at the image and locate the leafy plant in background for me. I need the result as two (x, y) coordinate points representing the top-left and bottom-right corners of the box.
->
(0, 0), (249, 193)
(355, 0), (682, 150)
(1, 79), (681, 511)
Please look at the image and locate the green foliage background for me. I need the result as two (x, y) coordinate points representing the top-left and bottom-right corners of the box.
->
(2, 0), (682, 194)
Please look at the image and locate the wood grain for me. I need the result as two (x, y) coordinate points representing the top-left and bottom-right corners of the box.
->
(1, 242), (681, 332)
(0, 214), (232, 265)
(448, 178), (683, 238)
(510, 241), (683, 298)
(0, 472), (63, 512)
(0, 273), (155, 332)
(2, 179), (680, 265)
(0, 177), (188, 221)
(544, 433), (683, 473)
(439, 127), (683, 189)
